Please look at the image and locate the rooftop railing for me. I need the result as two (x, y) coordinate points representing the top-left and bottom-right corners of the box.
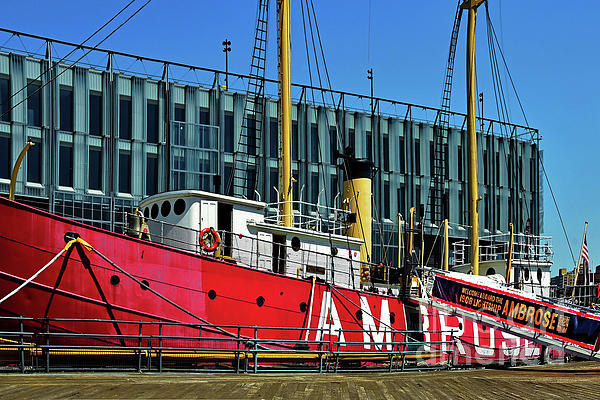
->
(265, 200), (352, 234)
(452, 232), (553, 266)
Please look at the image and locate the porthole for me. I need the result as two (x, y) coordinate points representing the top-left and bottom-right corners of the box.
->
(208, 290), (217, 300)
(174, 199), (186, 215)
(161, 201), (171, 217)
(331, 247), (338, 256)
(299, 302), (308, 313)
(523, 268), (530, 282)
(291, 237), (301, 252)
(458, 322), (463, 330)
(390, 312), (396, 325)
(110, 275), (120, 286)
(537, 268), (543, 283)
(144, 208), (149, 219)
(140, 280), (150, 290)
(151, 204), (159, 219)
(355, 310), (363, 320)
(486, 268), (496, 276)
(256, 296), (265, 307)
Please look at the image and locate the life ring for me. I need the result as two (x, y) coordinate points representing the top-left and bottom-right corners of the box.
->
(199, 227), (220, 252)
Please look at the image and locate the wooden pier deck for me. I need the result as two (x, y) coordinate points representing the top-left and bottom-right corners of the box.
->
(1, 362), (599, 399)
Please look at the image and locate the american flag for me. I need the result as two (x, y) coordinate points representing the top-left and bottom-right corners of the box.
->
(582, 236), (590, 266)
(582, 235), (590, 285)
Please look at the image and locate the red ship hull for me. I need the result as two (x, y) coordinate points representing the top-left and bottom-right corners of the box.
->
(0, 197), (545, 365)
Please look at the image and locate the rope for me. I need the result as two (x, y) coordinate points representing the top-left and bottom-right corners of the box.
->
(82, 240), (280, 349)
(0, 238), (83, 304)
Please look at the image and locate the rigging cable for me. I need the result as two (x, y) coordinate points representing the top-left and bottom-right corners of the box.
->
(0, 0), (152, 122)
(306, 0), (380, 266)
(484, 6), (576, 266)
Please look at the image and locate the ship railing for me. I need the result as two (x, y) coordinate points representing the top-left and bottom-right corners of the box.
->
(53, 190), (137, 233)
(133, 211), (405, 291)
(265, 200), (351, 234)
(0, 316), (456, 373)
(452, 233), (553, 265)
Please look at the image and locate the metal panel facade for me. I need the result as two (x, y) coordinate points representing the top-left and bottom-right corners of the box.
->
(0, 50), (542, 265)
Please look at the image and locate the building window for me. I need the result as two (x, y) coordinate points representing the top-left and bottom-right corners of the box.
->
(458, 145), (463, 181)
(89, 91), (102, 136)
(172, 154), (184, 190)
(329, 127), (337, 164)
(27, 81), (42, 127)
(89, 147), (102, 191)
(60, 87), (73, 131)
(119, 151), (131, 193)
(174, 103), (185, 122)
(483, 149), (489, 185)
(311, 172), (320, 203)
(246, 116), (257, 156)
(224, 111), (234, 153)
(0, 76), (9, 122)
(310, 124), (319, 162)
(292, 121), (298, 160)
(365, 131), (372, 160)
(331, 174), (338, 207)
(444, 145), (449, 180)
(270, 118), (278, 158)
(59, 144), (73, 187)
(399, 137), (405, 174)
(147, 100), (158, 143)
(383, 134), (389, 171)
(459, 190), (464, 225)
(348, 128), (355, 151)
(415, 185), (421, 218)
(384, 181), (390, 219)
(0, 135), (10, 179)
(27, 140), (42, 183)
(496, 151), (501, 186)
(146, 154), (158, 195)
(429, 141), (434, 177)
(224, 163), (233, 195)
(269, 168), (278, 202)
(247, 165), (257, 195)
(199, 107), (210, 125)
(414, 140), (421, 175)
(398, 184), (405, 216)
(292, 167), (299, 202)
(119, 96), (132, 140)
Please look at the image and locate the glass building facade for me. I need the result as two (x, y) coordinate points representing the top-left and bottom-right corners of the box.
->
(0, 44), (542, 266)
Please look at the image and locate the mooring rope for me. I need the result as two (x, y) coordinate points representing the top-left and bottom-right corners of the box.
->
(0, 238), (82, 304)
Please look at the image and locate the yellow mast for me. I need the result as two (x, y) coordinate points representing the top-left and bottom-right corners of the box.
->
(461, 0), (485, 275)
(278, 0), (293, 227)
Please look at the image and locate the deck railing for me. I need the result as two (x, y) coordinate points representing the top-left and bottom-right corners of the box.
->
(0, 316), (455, 373)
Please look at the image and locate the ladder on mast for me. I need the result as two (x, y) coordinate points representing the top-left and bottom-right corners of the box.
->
(427, 2), (463, 230)
(227, 0), (269, 199)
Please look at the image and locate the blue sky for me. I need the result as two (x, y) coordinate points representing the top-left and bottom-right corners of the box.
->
(3, 1), (599, 273)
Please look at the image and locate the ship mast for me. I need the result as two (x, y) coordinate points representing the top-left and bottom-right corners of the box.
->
(461, 0), (485, 275)
(278, 0), (293, 227)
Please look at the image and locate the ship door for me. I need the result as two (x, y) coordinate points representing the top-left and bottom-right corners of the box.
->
(200, 200), (218, 231)
(218, 202), (233, 257)
(272, 234), (286, 274)
(257, 232), (272, 270)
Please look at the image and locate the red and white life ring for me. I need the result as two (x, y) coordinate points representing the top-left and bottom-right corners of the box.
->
(199, 227), (220, 252)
